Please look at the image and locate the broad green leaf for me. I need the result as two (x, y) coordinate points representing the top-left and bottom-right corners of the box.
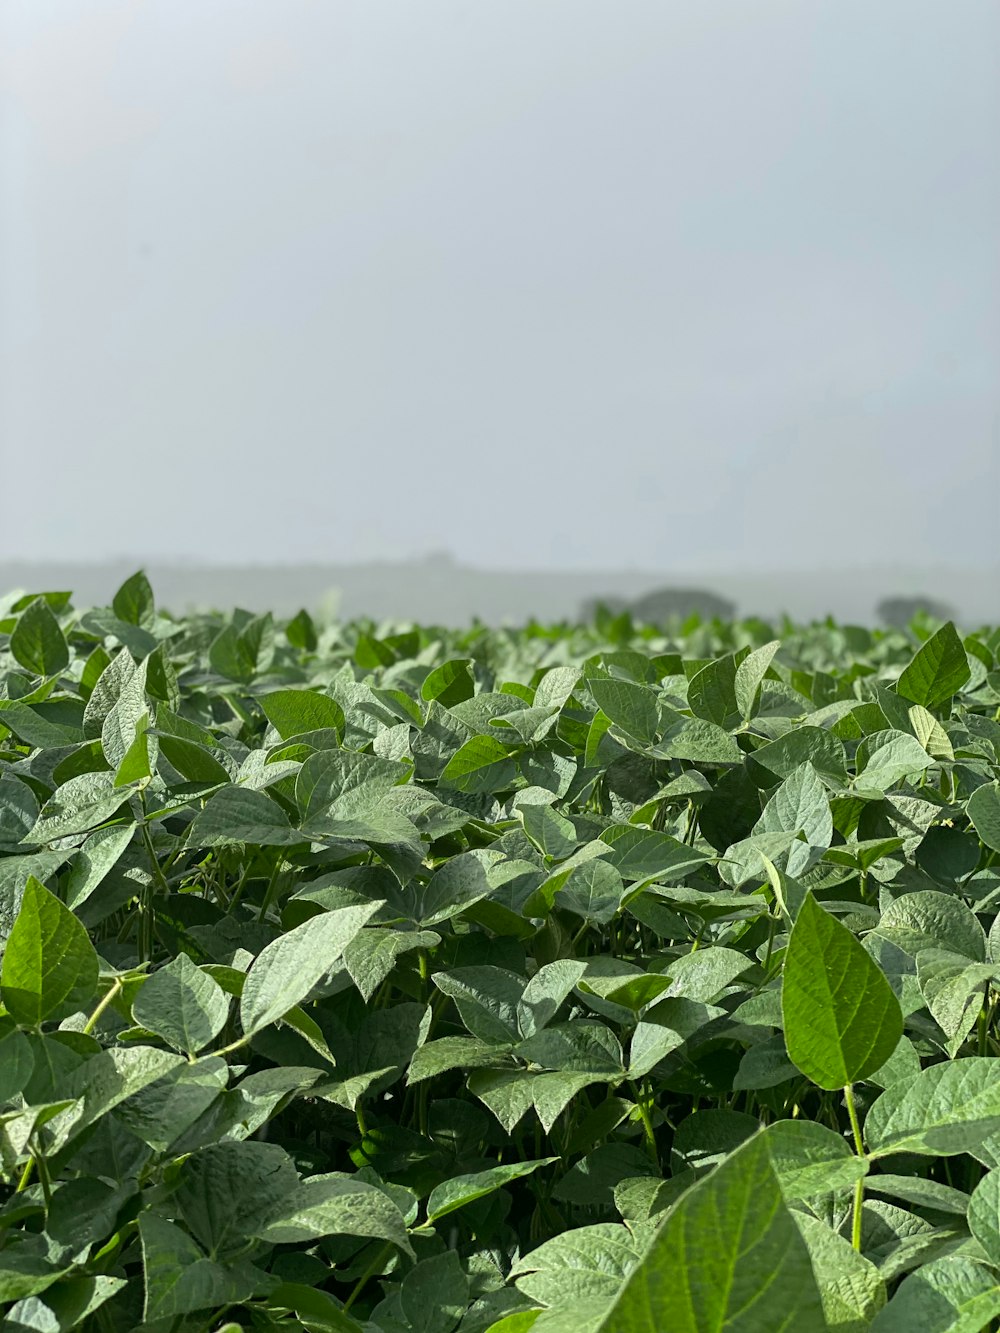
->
(734, 640), (781, 721)
(968, 1170), (1000, 1266)
(512, 1222), (645, 1308)
(440, 735), (517, 793)
(895, 621), (970, 710)
(782, 891), (902, 1089)
(10, 599), (69, 677)
(793, 1212), (886, 1332)
(255, 1173), (414, 1256)
(140, 1212), (265, 1321)
(407, 1035), (510, 1084)
(753, 726), (848, 783)
(432, 966), (526, 1044)
(599, 826), (710, 883)
(28, 772), (132, 843)
(516, 1022), (623, 1076)
(557, 859), (625, 925)
(260, 689), (346, 741)
(400, 1252), (469, 1333)
(866, 1058), (1000, 1157)
(115, 1055), (230, 1151)
(518, 960), (588, 1038)
(113, 709), (153, 787)
(175, 1140), (300, 1258)
(687, 653), (741, 729)
(968, 782), (1000, 853)
(49, 1045), (184, 1148)
(426, 1158), (556, 1222)
(240, 902), (381, 1036)
(190, 785), (302, 846)
(594, 1133), (824, 1332)
(869, 1257), (1000, 1333)
(587, 678), (659, 743)
(650, 716), (743, 765)
(0, 1025), (35, 1101)
(855, 730), (932, 792)
(343, 927), (439, 1002)
(875, 890), (986, 962)
(112, 569), (155, 627)
(1, 877), (99, 1026)
(132, 952), (231, 1055)
(63, 823), (135, 911)
(764, 1119), (869, 1200)
(421, 658), (475, 707)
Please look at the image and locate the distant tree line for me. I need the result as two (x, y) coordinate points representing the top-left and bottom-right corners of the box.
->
(580, 588), (958, 627)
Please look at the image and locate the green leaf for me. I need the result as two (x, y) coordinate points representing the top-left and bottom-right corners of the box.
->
(511, 1222), (645, 1308)
(866, 1058), (1000, 1158)
(896, 621), (971, 710)
(869, 1257), (1000, 1333)
(421, 658), (475, 707)
(440, 735), (517, 793)
(10, 599), (69, 677)
(285, 607), (318, 651)
(855, 730), (932, 793)
(112, 570), (155, 628)
(115, 1055), (230, 1151)
(240, 903), (382, 1036)
(400, 1252), (469, 1333)
(49, 1045), (185, 1148)
(190, 785), (302, 847)
(752, 726), (848, 783)
(28, 772), (132, 844)
(260, 689), (346, 741)
(255, 1173), (414, 1256)
(782, 891), (902, 1089)
(687, 653), (741, 730)
(594, 1132), (824, 1332)
(518, 960), (588, 1038)
(764, 1119), (869, 1200)
(968, 1170), (1000, 1266)
(734, 641), (781, 721)
(427, 1157), (556, 1222)
(968, 782), (1000, 853)
(175, 1140), (300, 1259)
(63, 823), (135, 911)
(132, 952), (231, 1055)
(1, 877), (99, 1026)
(140, 1212), (266, 1321)
(113, 710), (153, 787)
(793, 1212), (886, 1332)
(587, 678), (659, 743)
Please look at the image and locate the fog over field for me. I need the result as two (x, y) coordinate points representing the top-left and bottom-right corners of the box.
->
(0, 557), (995, 627)
(2, 0), (998, 597)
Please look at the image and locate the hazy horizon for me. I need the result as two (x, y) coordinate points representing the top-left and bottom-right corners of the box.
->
(2, 0), (998, 577)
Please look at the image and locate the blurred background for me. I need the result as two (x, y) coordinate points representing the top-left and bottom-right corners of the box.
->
(1, 0), (998, 625)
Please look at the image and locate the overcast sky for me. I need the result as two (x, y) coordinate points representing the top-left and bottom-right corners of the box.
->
(1, 0), (997, 573)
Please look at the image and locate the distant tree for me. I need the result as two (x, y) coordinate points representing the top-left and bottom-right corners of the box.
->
(579, 595), (629, 622)
(877, 595), (955, 629)
(629, 587), (736, 625)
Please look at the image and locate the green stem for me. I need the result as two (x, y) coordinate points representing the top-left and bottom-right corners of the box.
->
(844, 1082), (865, 1252)
(631, 1080), (659, 1168)
(343, 1241), (393, 1313)
(15, 1158), (34, 1194)
(256, 859), (284, 923)
(83, 977), (124, 1035)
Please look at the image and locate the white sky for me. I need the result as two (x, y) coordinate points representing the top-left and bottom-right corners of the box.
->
(1, 0), (998, 571)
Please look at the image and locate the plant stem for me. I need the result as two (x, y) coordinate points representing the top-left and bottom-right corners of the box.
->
(631, 1081), (659, 1168)
(83, 976), (124, 1035)
(343, 1241), (392, 1312)
(844, 1082), (865, 1252)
